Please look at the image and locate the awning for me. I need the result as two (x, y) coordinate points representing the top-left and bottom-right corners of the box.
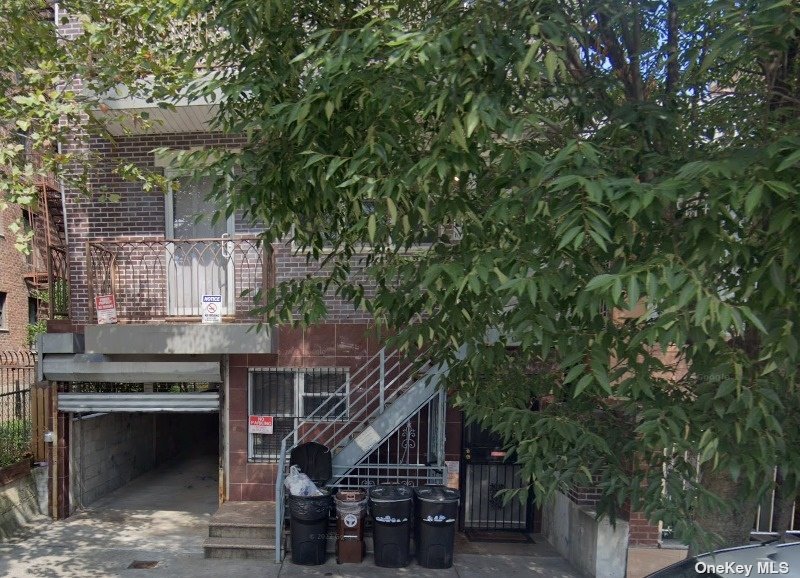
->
(42, 354), (221, 383)
(58, 392), (219, 413)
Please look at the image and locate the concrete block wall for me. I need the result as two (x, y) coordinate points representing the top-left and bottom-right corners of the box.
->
(69, 413), (156, 509)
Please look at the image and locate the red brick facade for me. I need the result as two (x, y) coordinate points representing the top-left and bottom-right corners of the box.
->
(0, 205), (42, 350)
(628, 510), (661, 546)
(226, 323), (460, 501)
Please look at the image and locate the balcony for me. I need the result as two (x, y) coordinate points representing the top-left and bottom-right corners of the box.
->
(86, 237), (274, 324)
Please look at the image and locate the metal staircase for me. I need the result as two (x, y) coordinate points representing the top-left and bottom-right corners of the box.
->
(273, 347), (450, 562)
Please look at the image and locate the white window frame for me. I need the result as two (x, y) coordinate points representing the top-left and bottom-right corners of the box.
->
(297, 367), (350, 421)
(247, 367), (350, 460)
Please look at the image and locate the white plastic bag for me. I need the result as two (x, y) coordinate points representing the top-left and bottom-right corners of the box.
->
(284, 465), (323, 496)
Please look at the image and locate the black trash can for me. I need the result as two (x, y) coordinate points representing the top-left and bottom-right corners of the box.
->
(369, 485), (414, 568)
(288, 491), (333, 565)
(414, 486), (460, 569)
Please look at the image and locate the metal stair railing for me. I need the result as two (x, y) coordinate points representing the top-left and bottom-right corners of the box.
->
(273, 346), (430, 562)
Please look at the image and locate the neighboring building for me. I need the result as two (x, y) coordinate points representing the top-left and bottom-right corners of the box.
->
(0, 142), (64, 351)
(0, 204), (33, 351)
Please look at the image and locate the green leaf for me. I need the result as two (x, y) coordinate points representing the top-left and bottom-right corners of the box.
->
(564, 364), (584, 384)
(367, 214), (376, 242)
(776, 149), (800, 172)
(465, 108), (480, 138)
(386, 197), (397, 224)
(452, 117), (468, 151)
(744, 184), (763, 216)
(741, 307), (767, 334)
(769, 262), (786, 295)
(585, 274), (616, 292)
(557, 225), (581, 250)
(573, 374), (593, 398)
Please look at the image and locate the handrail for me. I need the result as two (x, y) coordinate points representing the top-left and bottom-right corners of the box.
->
(273, 345), (430, 563)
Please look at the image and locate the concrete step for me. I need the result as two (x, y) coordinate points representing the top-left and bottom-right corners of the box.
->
(203, 536), (276, 559)
(207, 501), (276, 540)
(209, 521), (276, 540)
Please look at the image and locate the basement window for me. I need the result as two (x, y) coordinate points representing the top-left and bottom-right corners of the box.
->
(248, 367), (349, 460)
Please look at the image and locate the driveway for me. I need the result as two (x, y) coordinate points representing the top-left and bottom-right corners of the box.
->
(0, 456), (584, 577)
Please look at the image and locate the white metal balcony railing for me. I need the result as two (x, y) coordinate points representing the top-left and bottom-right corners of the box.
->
(86, 237), (274, 322)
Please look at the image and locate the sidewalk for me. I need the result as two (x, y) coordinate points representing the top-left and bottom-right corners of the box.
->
(0, 456), (584, 577)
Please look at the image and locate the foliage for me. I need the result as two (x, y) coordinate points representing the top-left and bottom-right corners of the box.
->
(0, 0), (196, 248)
(185, 0), (800, 550)
(26, 319), (46, 349)
(0, 419), (31, 469)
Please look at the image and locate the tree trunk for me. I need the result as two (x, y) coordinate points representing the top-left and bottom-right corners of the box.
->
(689, 464), (759, 556)
(773, 467), (797, 541)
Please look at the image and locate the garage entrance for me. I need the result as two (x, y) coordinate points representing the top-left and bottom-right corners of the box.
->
(60, 382), (220, 513)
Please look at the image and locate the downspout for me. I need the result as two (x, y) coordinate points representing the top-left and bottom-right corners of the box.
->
(53, 2), (70, 251)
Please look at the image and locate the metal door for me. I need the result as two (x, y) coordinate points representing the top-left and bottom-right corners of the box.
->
(462, 421), (532, 531)
(165, 175), (235, 316)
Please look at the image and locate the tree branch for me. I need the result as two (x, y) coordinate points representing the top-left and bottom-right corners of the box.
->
(665, 0), (679, 102)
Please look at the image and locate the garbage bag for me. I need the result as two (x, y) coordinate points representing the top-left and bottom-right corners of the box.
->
(284, 465), (323, 497)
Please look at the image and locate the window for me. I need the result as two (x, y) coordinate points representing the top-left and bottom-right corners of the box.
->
(22, 211), (33, 264)
(248, 367), (349, 460)
(0, 292), (7, 330)
(299, 369), (349, 419)
(28, 297), (39, 324)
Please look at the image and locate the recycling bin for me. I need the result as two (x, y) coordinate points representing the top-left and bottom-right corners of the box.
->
(369, 485), (414, 568)
(414, 486), (460, 569)
(288, 491), (333, 565)
(335, 489), (368, 563)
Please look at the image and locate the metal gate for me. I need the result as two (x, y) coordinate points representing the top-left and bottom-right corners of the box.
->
(461, 421), (532, 532)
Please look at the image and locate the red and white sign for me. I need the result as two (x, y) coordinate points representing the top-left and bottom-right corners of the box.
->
(95, 294), (118, 324)
(249, 415), (274, 435)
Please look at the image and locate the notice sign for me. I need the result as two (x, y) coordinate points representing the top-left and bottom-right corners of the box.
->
(249, 415), (274, 435)
(201, 294), (222, 324)
(445, 460), (460, 490)
(95, 294), (118, 324)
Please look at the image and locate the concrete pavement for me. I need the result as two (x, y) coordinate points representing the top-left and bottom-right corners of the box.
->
(0, 456), (585, 577)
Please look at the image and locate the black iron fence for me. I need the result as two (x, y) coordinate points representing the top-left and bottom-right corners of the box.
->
(0, 350), (39, 467)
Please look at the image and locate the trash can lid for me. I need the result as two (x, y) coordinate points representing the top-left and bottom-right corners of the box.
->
(335, 489), (367, 502)
(369, 484), (413, 502)
(414, 486), (460, 503)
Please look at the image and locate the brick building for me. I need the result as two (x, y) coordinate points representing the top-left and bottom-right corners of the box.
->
(0, 154), (64, 351)
(30, 11), (733, 577)
(0, 204), (35, 351)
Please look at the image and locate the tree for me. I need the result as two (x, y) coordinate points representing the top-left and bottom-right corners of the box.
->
(189, 0), (800, 550)
(7, 0), (799, 552)
(0, 0), (197, 249)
